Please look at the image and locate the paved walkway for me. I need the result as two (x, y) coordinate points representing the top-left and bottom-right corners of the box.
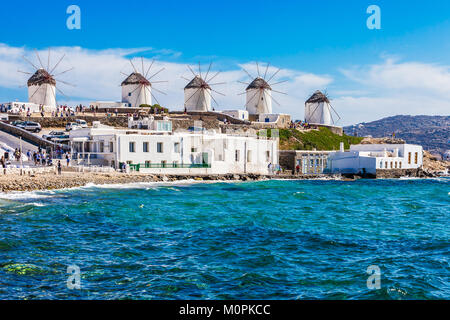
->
(0, 130), (38, 153)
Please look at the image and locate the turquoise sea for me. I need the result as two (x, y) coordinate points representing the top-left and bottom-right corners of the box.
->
(0, 178), (448, 300)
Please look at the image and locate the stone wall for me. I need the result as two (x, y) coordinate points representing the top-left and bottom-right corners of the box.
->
(170, 111), (251, 125)
(0, 121), (69, 150)
(376, 168), (425, 178)
(8, 115), (129, 128)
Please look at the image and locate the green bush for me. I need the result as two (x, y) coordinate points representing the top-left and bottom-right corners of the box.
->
(269, 127), (363, 151)
(139, 104), (169, 114)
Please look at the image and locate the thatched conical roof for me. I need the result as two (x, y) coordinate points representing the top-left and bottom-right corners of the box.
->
(246, 77), (271, 90)
(306, 90), (330, 104)
(121, 72), (150, 86)
(27, 69), (56, 86)
(184, 76), (210, 90)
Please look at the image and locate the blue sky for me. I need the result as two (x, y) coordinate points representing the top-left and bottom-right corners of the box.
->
(0, 0), (449, 124)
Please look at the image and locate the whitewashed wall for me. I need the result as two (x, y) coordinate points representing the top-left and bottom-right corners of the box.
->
(304, 102), (332, 125)
(28, 84), (56, 110)
(71, 129), (278, 175)
(246, 89), (272, 114)
(122, 84), (152, 107)
(184, 88), (211, 112)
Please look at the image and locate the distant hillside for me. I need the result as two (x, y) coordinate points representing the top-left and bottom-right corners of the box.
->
(344, 115), (450, 156)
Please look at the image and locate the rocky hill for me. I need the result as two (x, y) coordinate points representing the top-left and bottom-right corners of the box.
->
(344, 115), (450, 157)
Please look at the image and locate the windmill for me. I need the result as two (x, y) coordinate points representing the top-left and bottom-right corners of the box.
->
(18, 49), (75, 110)
(182, 62), (225, 112)
(121, 58), (167, 108)
(238, 62), (287, 115)
(304, 90), (341, 126)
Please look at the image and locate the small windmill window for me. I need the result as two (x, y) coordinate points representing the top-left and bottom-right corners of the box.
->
(128, 93), (132, 96)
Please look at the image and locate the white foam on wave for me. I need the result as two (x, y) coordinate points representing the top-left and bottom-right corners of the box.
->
(29, 202), (47, 207)
(0, 190), (53, 201)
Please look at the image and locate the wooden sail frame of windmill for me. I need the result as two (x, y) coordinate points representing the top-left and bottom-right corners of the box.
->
(237, 62), (288, 113)
(19, 49), (75, 108)
(121, 57), (168, 108)
(306, 90), (341, 125)
(183, 62), (226, 111)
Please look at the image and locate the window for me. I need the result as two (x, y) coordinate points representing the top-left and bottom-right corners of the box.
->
(109, 141), (114, 152)
(415, 152), (418, 164)
(399, 162), (402, 169)
(99, 142), (104, 153)
(247, 150), (252, 162)
(129, 142), (135, 153)
(394, 162), (397, 169)
(266, 151), (270, 162)
(408, 152), (412, 164)
(191, 147), (197, 152)
(143, 142), (149, 153)
(128, 92), (132, 96)
(235, 150), (240, 162)
(157, 142), (163, 153)
(174, 142), (180, 153)
(385, 162), (388, 169)
(390, 162), (393, 169)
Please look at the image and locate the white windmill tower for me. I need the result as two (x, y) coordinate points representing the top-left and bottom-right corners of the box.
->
(121, 58), (167, 107)
(238, 62), (287, 115)
(183, 62), (225, 112)
(304, 90), (341, 125)
(19, 49), (74, 111)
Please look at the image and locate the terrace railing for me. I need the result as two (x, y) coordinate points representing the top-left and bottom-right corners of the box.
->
(128, 163), (211, 171)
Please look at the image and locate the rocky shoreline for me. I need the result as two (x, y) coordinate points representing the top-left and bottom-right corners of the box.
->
(0, 170), (447, 193)
(0, 172), (273, 193)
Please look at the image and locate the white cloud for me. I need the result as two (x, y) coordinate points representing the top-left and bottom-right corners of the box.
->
(336, 58), (450, 124)
(340, 58), (450, 97)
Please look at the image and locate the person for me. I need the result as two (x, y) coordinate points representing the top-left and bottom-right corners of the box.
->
(296, 164), (300, 174)
(66, 153), (70, 167)
(268, 162), (272, 175)
(57, 160), (62, 175)
(0, 156), (5, 174)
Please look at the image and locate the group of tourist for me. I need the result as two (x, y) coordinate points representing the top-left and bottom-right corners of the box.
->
(289, 120), (312, 130)
(0, 146), (71, 173)
(268, 162), (282, 175)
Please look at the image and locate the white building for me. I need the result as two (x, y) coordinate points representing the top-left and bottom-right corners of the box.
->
(1, 101), (46, 114)
(184, 76), (212, 112)
(246, 78), (272, 115)
(128, 116), (172, 131)
(121, 73), (152, 107)
(222, 110), (249, 121)
(26, 69), (57, 111)
(90, 101), (128, 110)
(69, 121), (278, 175)
(304, 91), (332, 125)
(325, 143), (423, 175)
